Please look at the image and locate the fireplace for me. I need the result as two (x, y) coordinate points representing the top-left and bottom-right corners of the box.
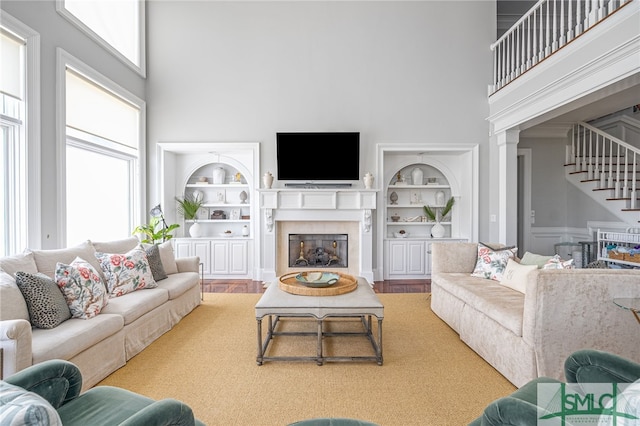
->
(289, 234), (348, 268)
(258, 189), (376, 282)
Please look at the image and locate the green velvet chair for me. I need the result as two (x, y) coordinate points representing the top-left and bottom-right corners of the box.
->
(469, 349), (640, 425)
(1, 359), (205, 426)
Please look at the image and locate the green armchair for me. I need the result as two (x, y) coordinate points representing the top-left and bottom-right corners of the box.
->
(470, 349), (640, 425)
(1, 359), (204, 426)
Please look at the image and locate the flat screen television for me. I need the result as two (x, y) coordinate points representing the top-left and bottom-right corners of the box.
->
(276, 132), (360, 181)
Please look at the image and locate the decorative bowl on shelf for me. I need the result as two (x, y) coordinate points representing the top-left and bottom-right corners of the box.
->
(426, 177), (438, 185)
(394, 231), (409, 238)
(220, 230), (233, 238)
(295, 271), (340, 287)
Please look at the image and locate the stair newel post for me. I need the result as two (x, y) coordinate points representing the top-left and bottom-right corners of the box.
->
(593, 132), (600, 182)
(587, 130), (597, 180)
(581, 126), (588, 172)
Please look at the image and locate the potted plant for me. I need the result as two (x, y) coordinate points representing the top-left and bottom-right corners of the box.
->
(132, 216), (179, 244)
(175, 193), (205, 237)
(423, 197), (455, 238)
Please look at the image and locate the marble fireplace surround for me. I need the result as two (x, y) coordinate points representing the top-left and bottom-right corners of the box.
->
(259, 189), (377, 282)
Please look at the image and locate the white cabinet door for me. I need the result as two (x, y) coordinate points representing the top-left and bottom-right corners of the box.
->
(385, 240), (427, 278)
(388, 240), (408, 275)
(211, 241), (229, 274)
(406, 241), (426, 275)
(192, 240), (211, 275)
(228, 240), (248, 275)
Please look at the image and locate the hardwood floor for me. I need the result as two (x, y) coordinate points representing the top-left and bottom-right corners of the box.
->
(202, 279), (430, 293)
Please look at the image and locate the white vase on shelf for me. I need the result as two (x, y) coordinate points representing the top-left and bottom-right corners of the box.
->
(411, 167), (423, 186)
(189, 221), (203, 238)
(431, 222), (445, 238)
(213, 167), (226, 184)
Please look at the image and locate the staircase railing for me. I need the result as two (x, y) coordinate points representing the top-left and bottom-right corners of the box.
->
(567, 122), (640, 209)
(489, 0), (632, 95)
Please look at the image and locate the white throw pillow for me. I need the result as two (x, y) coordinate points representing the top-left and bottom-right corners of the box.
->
(0, 381), (63, 426)
(0, 270), (30, 321)
(499, 259), (537, 294)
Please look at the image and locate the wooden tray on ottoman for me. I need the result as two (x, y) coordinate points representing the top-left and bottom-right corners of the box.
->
(278, 271), (357, 296)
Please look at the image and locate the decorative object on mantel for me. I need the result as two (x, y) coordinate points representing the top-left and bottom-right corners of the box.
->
(239, 190), (248, 204)
(363, 172), (374, 189)
(411, 167), (423, 186)
(389, 191), (398, 205)
(263, 172), (274, 189)
(213, 167), (226, 184)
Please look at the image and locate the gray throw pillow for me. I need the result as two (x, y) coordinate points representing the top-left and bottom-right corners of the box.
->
(142, 244), (168, 281)
(15, 271), (71, 329)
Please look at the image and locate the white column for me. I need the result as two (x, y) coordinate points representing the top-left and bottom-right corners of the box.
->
(496, 129), (520, 246)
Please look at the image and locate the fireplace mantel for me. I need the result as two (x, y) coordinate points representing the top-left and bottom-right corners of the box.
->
(258, 188), (378, 282)
(259, 188), (377, 210)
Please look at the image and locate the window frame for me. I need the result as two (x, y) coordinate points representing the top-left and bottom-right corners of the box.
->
(55, 0), (146, 77)
(57, 48), (146, 247)
(1, 13), (41, 254)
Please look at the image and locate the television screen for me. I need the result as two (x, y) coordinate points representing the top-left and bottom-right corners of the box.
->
(276, 132), (360, 181)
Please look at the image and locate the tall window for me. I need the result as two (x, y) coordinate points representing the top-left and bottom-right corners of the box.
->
(1, 28), (27, 256)
(57, 0), (145, 76)
(62, 55), (144, 246)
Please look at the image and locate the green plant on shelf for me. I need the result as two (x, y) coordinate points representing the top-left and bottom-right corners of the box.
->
(423, 196), (455, 222)
(175, 193), (204, 220)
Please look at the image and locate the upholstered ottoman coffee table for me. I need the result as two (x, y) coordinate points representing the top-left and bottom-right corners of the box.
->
(255, 276), (384, 366)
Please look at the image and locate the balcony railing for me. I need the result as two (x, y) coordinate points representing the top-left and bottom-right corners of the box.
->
(490, 0), (632, 95)
(568, 122), (639, 209)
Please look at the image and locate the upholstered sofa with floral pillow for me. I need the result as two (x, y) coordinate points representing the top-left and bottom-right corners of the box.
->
(0, 237), (201, 390)
(430, 242), (640, 388)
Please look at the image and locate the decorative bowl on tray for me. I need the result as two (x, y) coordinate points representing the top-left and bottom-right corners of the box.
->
(295, 271), (340, 287)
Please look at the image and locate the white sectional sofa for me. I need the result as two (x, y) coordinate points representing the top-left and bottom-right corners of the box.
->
(0, 237), (201, 390)
(430, 242), (640, 387)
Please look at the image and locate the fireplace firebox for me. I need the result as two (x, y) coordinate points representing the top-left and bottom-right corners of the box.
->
(288, 234), (348, 268)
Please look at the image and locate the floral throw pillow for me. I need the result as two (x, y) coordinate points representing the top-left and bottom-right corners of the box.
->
(471, 244), (518, 281)
(55, 257), (108, 319)
(95, 248), (158, 298)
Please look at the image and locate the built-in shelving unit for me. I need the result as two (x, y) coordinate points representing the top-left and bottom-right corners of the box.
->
(376, 145), (477, 280)
(157, 142), (259, 279)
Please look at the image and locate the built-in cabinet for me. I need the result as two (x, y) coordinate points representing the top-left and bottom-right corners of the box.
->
(157, 142), (259, 279)
(377, 145), (477, 280)
(174, 238), (250, 277)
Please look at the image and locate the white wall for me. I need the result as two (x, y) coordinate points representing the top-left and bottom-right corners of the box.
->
(146, 1), (496, 242)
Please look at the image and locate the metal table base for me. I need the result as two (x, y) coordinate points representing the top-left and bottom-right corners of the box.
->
(256, 314), (383, 366)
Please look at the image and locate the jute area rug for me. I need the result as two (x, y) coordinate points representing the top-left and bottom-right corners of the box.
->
(98, 293), (516, 425)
